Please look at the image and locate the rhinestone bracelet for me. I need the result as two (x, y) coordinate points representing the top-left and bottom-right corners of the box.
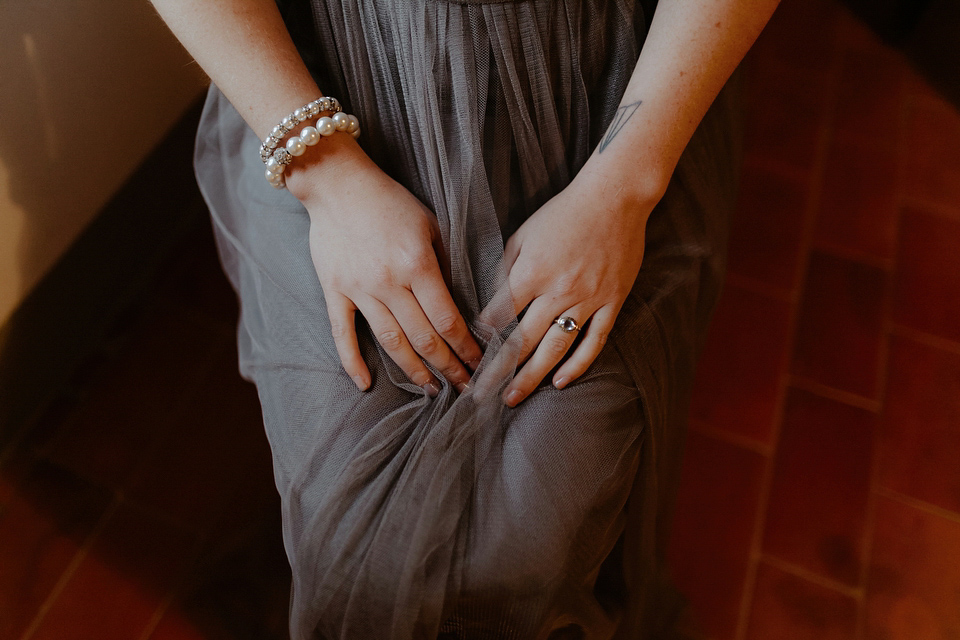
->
(261, 98), (361, 190)
(259, 96), (342, 163)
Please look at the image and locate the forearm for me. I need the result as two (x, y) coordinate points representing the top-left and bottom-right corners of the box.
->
(580, 0), (780, 203)
(149, 0), (324, 140)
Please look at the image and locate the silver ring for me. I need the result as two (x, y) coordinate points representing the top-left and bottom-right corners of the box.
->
(553, 315), (580, 333)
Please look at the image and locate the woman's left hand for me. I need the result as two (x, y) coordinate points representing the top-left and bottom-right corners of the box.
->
(492, 170), (662, 407)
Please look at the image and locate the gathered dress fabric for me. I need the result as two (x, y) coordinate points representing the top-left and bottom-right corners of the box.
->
(193, 0), (740, 637)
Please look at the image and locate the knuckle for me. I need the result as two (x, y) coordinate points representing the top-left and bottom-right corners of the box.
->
(518, 331), (538, 356)
(371, 263), (395, 287)
(409, 369), (433, 387)
(544, 335), (570, 356)
(441, 364), (463, 380)
(411, 331), (441, 355)
(401, 251), (435, 277)
(432, 312), (461, 336)
(329, 321), (351, 340)
(593, 328), (609, 348)
(377, 329), (405, 351)
(553, 272), (582, 293)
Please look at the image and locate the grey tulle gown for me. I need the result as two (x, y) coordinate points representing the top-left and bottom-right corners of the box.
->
(193, 0), (740, 637)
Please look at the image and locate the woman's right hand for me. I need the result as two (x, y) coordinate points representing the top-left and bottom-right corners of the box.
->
(286, 134), (482, 396)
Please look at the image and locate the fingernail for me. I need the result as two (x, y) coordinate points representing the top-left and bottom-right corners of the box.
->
(423, 381), (440, 398)
(455, 380), (469, 393)
(352, 374), (368, 391)
(554, 376), (569, 390)
(505, 389), (522, 406)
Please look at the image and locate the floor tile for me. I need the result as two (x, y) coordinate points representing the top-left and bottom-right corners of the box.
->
(148, 608), (211, 640)
(892, 207), (960, 344)
(127, 344), (265, 532)
(690, 283), (792, 445)
(904, 92), (960, 209)
(745, 561), (857, 640)
(750, 0), (840, 76)
(152, 223), (239, 331)
(762, 389), (875, 585)
(157, 516), (290, 640)
(831, 44), (905, 150)
(743, 59), (829, 174)
(866, 496), (960, 639)
(814, 137), (899, 262)
(879, 334), (960, 515)
(791, 252), (887, 399)
(29, 503), (197, 640)
(0, 460), (111, 640)
(668, 432), (767, 640)
(727, 163), (809, 292)
(41, 309), (224, 491)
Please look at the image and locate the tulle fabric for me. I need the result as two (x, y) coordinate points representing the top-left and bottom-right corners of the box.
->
(193, 0), (739, 637)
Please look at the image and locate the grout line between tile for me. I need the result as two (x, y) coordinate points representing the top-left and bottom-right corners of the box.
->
(758, 554), (863, 599)
(787, 375), (881, 412)
(18, 494), (123, 640)
(135, 530), (210, 640)
(856, 71), (911, 639)
(889, 323), (960, 355)
(687, 420), (772, 457)
(733, 7), (846, 638)
(804, 240), (894, 272)
(899, 195), (960, 220)
(875, 487), (960, 525)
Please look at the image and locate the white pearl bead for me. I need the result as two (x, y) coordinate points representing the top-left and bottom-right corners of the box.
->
(308, 102), (320, 117)
(332, 112), (350, 131)
(345, 115), (360, 134)
(286, 136), (306, 156)
(270, 180), (285, 190)
(281, 115), (296, 129)
(266, 157), (283, 172)
(265, 167), (281, 181)
(294, 107), (307, 121)
(351, 128), (361, 139)
(299, 126), (320, 146)
(317, 116), (336, 136)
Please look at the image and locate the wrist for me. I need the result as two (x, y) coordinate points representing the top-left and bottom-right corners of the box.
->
(573, 154), (668, 224)
(284, 133), (377, 206)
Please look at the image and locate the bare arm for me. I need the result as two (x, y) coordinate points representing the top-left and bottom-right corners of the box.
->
(499, 0), (780, 406)
(149, 0), (322, 140)
(583, 0), (780, 197)
(150, 0), (483, 395)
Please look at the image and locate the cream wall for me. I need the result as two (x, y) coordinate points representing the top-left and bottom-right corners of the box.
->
(0, 0), (209, 327)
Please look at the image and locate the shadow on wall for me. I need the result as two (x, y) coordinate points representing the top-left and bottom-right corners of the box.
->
(0, 0), (207, 441)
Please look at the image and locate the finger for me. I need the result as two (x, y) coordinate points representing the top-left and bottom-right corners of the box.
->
(471, 290), (551, 401)
(326, 293), (371, 391)
(356, 297), (442, 397)
(552, 303), (619, 389)
(411, 274), (483, 372)
(503, 303), (585, 407)
(388, 287), (472, 391)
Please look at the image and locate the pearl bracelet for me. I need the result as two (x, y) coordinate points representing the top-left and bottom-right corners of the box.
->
(261, 98), (361, 189)
(259, 96), (341, 164)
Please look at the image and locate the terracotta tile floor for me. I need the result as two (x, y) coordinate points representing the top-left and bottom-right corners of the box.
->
(2, 0), (960, 638)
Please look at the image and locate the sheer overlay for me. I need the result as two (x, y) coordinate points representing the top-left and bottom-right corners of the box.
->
(193, 0), (740, 637)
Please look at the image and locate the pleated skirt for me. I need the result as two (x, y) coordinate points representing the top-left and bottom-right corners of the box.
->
(193, 0), (740, 637)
